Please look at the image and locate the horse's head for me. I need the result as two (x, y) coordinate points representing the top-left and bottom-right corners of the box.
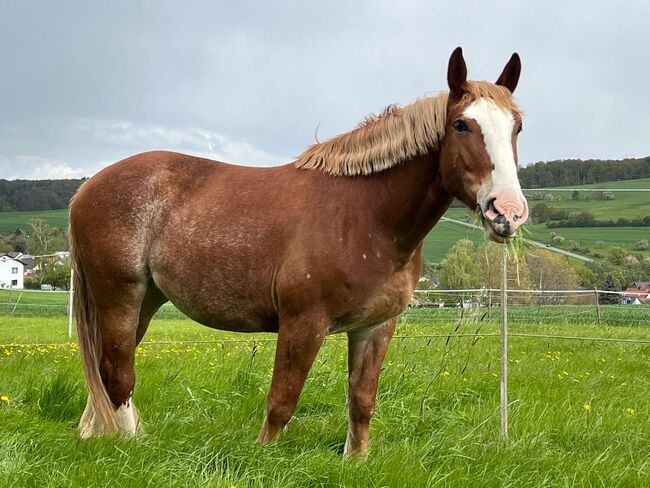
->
(440, 47), (528, 243)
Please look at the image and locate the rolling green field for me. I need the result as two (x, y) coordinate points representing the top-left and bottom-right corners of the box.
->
(2, 314), (650, 487)
(0, 209), (70, 234)
(524, 177), (650, 220)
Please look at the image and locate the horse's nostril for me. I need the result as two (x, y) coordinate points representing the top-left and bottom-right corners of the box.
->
(485, 197), (497, 213)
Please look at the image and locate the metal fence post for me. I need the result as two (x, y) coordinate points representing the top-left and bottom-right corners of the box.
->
(500, 246), (509, 442)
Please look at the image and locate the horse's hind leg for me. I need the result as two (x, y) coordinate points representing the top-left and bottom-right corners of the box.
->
(345, 318), (396, 458)
(79, 282), (147, 438)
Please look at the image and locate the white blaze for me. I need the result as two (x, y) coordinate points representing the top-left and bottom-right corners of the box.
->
(463, 98), (523, 205)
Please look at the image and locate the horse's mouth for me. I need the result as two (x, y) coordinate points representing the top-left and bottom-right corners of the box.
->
(481, 213), (515, 243)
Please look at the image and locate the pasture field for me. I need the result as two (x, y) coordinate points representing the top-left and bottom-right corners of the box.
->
(2, 313), (650, 487)
(0, 209), (69, 234)
(524, 225), (650, 256)
(524, 177), (650, 220)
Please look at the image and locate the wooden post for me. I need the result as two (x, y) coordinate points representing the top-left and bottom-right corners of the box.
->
(500, 246), (508, 442)
(487, 289), (492, 320)
(594, 288), (601, 326)
(67, 267), (74, 340)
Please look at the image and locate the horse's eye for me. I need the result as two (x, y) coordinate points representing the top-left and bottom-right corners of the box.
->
(516, 123), (523, 134)
(453, 120), (469, 133)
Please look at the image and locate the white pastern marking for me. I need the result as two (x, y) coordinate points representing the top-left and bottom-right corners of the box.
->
(463, 99), (522, 198)
(115, 397), (137, 433)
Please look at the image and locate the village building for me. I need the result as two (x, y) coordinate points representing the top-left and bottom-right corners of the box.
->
(622, 281), (650, 304)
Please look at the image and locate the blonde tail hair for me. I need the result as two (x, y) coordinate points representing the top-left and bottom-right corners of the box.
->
(69, 199), (119, 435)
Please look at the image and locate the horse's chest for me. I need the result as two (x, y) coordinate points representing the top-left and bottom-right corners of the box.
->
(329, 267), (417, 333)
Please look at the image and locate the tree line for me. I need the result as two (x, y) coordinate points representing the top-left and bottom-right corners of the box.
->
(518, 157), (650, 188)
(0, 179), (85, 211)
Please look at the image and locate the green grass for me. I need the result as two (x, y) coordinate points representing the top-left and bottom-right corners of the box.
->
(0, 209), (69, 233)
(422, 219), (487, 262)
(2, 314), (650, 486)
(0, 289), (69, 305)
(525, 225), (650, 256)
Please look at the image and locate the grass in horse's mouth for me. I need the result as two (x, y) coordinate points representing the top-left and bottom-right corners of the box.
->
(471, 207), (529, 286)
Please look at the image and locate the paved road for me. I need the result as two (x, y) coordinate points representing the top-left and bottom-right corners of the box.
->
(440, 216), (594, 263)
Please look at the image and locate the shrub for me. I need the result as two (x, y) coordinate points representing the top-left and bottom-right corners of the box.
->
(24, 276), (41, 290)
(633, 239), (649, 250)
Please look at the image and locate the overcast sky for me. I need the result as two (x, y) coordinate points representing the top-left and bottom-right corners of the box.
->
(1, 1), (649, 180)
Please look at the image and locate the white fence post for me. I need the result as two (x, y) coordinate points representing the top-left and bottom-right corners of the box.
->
(67, 267), (74, 340)
(500, 246), (509, 442)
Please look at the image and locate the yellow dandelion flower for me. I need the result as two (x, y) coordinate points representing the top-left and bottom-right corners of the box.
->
(626, 408), (635, 415)
(583, 403), (591, 411)
(1, 395), (8, 402)
(442, 371), (450, 377)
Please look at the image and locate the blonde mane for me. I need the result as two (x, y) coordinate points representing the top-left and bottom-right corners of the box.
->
(295, 81), (520, 176)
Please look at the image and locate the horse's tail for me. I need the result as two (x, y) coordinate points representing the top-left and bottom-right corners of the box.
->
(70, 197), (119, 434)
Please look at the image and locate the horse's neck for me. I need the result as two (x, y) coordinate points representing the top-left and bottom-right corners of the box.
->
(366, 153), (454, 255)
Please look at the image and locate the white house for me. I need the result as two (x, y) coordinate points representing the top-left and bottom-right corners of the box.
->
(0, 253), (25, 289)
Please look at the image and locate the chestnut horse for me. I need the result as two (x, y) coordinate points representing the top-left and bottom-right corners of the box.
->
(70, 47), (528, 456)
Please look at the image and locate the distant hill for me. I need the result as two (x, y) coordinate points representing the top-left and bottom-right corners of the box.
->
(518, 157), (650, 188)
(0, 179), (84, 211)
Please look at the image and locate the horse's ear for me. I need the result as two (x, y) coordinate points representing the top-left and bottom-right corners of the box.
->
(447, 47), (467, 97)
(496, 53), (521, 94)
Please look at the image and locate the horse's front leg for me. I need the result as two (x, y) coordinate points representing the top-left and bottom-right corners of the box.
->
(258, 310), (328, 444)
(345, 318), (397, 458)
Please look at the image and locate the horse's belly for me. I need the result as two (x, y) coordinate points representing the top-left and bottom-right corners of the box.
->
(152, 264), (278, 333)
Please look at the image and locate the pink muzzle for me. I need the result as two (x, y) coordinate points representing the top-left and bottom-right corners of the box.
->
(483, 193), (529, 237)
